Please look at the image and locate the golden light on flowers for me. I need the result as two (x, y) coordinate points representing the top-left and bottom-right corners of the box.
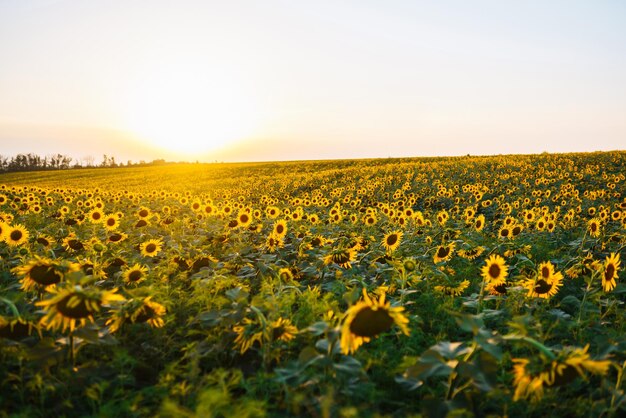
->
(87, 208), (104, 224)
(434, 279), (470, 296)
(13, 257), (80, 291)
(602, 252), (620, 292)
(481, 254), (508, 286)
(340, 288), (409, 355)
(5, 223), (29, 246)
(37, 285), (125, 332)
(382, 231), (403, 253)
(237, 209), (253, 228)
(272, 220), (288, 238)
(103, 214), (119, 230)
(474, 214), (485, 231)
(140, 238), (163, 257)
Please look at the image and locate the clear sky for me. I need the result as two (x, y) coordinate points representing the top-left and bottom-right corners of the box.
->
(1, 0), (625, 163)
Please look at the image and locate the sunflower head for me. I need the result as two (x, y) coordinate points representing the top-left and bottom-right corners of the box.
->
(382, 231), (403, 253)
(602, 252), (621, 292)
(340, 288), (409, 354)
(0, 316), (40, 340)
(106, 296), (166, 333)
(13, 257), (81, 291)
(5, 223), (29, 247)
(481, 254), (508, 286)
(140, 238), (163, 258)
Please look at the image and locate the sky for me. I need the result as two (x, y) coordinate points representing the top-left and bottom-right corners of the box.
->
(1, 0), (625, 163)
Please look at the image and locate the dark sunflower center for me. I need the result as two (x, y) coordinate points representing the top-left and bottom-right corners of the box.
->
(500, 229), (510, 237)
(605, 264), (615, 280)
(333, 252), (351, 264)
(549, 364), (580, 387)
(488, 264), (501, 278)
(493, 283), (507, 294)
(276, 225), (284, 234)
(106, 218), (116, 226)
(534, 279), (552, 294)
(436, 247), (449, 258)
(386, 234), (398, 246)
(240, 214), (249, 223)
(128, 270), (143, 282)
(512, 226), (521, 235)
(10, 230), (23, 241)
(92, 212), (101, 220)
(145, 243), (157, 253)
(541, 266), (550, 279)
(476, 220), (482, 228)
(139, 210), (149, 217)
(109, 233), (122, 242)
(133, 305), (156, 323)
(57, 294), (96, 319)
(591, 223), (597, 232)
(312, 237), (322, 246)
(228, 220), (239, 228)
(30, 264), (62, 286)
(349, 307), (394, 337)
(37, 237), (51, 246)
(68, 239), (84, 250)
(0, 320), (31, 340)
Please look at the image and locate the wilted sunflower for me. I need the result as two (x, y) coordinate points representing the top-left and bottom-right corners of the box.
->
(5, 223), (29, 246)
(340, 288), (409, 354)
(37, 285), (125, 332)
(106, 296), (166, 333)
(233, 318), (264, 354)
(271, 317), (298, 342)
(481, 254), (508, 286)
(122, 263), (149, 285)
(602, 252), (621, 292)
(382, 231), (403, 253)
(433, 242), (455, 264)
(323, 247), (357, 268)
(140, 238), (163, 257)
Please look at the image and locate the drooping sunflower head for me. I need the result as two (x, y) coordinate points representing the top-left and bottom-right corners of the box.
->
(0, 316), (40, 341)
(434, 279), (470, 296)
(271, 317), (298, 342)
(382, 231), (403, 253)
(37, 285), (125, 332)
(233, 317), (264, 354)
(106, 296), (166, 333)
(340, 288), (409, 355)
(35, 234), (56, 249)
(140, 238), (163, 258)
(481, 254), (508, 286)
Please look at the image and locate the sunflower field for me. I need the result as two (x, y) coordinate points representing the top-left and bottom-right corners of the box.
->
(1, 152), (625, 417)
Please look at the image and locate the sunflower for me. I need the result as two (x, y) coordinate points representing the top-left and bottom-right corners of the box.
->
(474, 214), (485, 231)
(458, 246), (485, 260)
(103, 214), (119, 230)
(309, 234), (328, 248)
(13, 256), (80, 291)
(512, 345), (611, 402)
(106, 296), (166, 333)
(237, 209), (253, 228)
(323, 247), (357, 268)
(122, 263), (149, 285)
(272, 220), (288, 238)
(5, 223), (29, 246)
(233, 318), (264, 354)
(602, 252), (620, 292)
(498, 226), (511, 239)
(62, 234), (85, 252)
(587, 218), (602, 237)
(486, 282), (509, 296)
(434, 279), (470, 296)
(264, 234), (284, 253)
(340, 288), (409, 354)
(271, 317), (298, 342)
(0, 316), (40, 340)
(278, 267), (295, 282)
(382, 231), (403, 253)
(137, 206), (151, 219)
(481, 254), (508, 286)
(522, 262), (563, 299)
(140, 238), (163, 257)
(87, 208), (104, 224)
(37, 285), (125, 332)
(433, 242), (455, 264)
(107, 232), (128, 243)
(0, 220), (8, 242)
(35, 234), (56, 249)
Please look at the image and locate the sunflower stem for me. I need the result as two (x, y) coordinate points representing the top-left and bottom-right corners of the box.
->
(69, 332), (75, 369)
(609, 361), (626, 415)
(502, 335), (556, 361)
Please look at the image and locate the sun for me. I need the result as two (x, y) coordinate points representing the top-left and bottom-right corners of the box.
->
(122, 63), (262, 157)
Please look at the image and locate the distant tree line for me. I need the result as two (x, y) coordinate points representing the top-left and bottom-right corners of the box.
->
(0, 153), (170, 173)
